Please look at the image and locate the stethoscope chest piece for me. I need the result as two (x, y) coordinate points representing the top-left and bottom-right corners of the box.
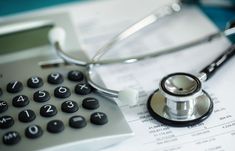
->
(147, 73), (213, 127)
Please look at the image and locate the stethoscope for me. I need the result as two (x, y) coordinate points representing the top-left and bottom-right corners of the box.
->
(48, 0), (235, 126)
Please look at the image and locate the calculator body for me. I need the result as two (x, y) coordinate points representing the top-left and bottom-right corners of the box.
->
(0, 12), (133, 151)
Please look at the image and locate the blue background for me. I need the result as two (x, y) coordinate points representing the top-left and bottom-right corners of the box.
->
(0, 0), (234, 40)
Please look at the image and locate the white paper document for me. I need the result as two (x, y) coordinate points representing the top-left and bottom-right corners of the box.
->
(69, 0), (235, 151)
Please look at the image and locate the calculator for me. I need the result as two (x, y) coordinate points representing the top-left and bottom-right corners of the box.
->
(0, 12), (133, 151)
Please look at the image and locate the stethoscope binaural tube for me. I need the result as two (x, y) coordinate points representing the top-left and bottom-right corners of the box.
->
(147, 44), (235, 127)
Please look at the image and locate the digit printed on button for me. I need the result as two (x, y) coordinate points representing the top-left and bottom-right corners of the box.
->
(25, 125), (43, 139)
(27, 76), (43, 88)
(33, 90), (50, 102)
(6, 81), (23, 93)
(47, 72), (64, 84)
(54, 86), (71, 98)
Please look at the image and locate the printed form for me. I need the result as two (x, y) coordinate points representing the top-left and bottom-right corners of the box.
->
(68, 0), (235, 150)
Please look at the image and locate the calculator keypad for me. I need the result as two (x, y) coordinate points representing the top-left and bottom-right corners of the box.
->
(0, 70), (109, 147)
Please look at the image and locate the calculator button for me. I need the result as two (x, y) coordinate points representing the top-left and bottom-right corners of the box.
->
(0, 100), (8, 113)
(47, 120), (64, 133)
(25, 125), (43, 139)
(69, 115), (87, 129)
(75, 83), (92, 95)
(40, 104), (57, 117)
(7, 81), (23, 93)
(61, 100), (78, 113)
(54, 86), (71, 98)
(12, 95), (29, 107)
(18, 109), (36, 123)
(47, 72), (64, 84)
(68, 70), (84, 82)
(27, 76), (43, 88)
(82, 98), (99, 110)
(33, 90), (50, 102)
(90, 112), (108, 125)
(2, 131), (21, 145)
(0, 115), (14, 129)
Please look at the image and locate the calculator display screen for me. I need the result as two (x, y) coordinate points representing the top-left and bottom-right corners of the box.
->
(0, 25), (52, 55)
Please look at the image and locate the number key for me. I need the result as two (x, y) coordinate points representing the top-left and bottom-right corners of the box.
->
(40, 104), (57, 117)
(54, 86), (71, 98)
(7, 81), (23, 93)
(33, 90), (50, 102)
(27, 76), (43, 88)
(18, 109), (36, 123)
(61, 100), (78, 113)
(12, 95), (29, 107)
(25, 125), (43, 139)
(47, 73), (63, 84)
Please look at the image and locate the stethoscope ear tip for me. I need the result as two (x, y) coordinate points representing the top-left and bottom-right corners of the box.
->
(48, 27), (66, 47)
(118, 89), (139, 106)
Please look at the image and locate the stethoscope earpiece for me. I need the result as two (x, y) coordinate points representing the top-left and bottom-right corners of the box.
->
(48, 27), (66, 48)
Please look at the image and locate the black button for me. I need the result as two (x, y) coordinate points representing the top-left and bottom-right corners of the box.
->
(69, 115), (87, 129)
(54, 86), (71, 98)
(18, 109), (36, 123)
(47, 73), (64, 84)
(7, 81), (23, 93)
(27, 76), (43, 88)
(25, 125), (43, 139)
(2, 131), (21, 145)
(82, 98), (99, 110)
(61, 100), (78, 113)
(68, 70), (84, 82)
(90, 112), (108, 125)
(0, 88), (2, 96)
(40, 104), (57, 117)
(0, 100), (8, 113)
(75, 83), (92, 95)
(33, 90), (50, 102)
(47, 120), (64, 133)
(0, 115), (14, 129)
(12, 95), (29, 107)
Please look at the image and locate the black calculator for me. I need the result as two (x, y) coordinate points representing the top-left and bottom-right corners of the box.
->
(0, 12), (133, 151)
